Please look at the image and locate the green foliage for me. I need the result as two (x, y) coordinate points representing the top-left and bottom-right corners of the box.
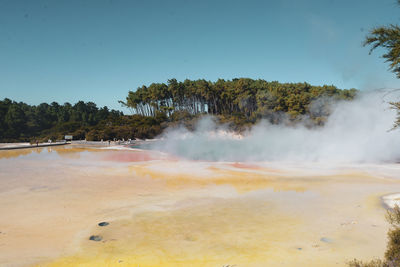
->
(364, 25), (400, 78)
(385, 228), (400, 264)
(364, 1), (400, 129)
(347, 259), (387, 267)
(0, 99), (124, 142)
(390, 101), (400, 129)
(5, 103), (27, 139)
(121, 78), (357, 125)
(384, 205), (400, 265)
(386, 205), (400, 226)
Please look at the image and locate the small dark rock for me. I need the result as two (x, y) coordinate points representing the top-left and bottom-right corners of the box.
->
(320, 237), (333, 243)
(89, 235), (102, 241)
(297, 247), (302, 250)
(98, 222), (109, 227)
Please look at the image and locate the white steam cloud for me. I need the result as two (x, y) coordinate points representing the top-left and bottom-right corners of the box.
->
(149, 91), (400, 163)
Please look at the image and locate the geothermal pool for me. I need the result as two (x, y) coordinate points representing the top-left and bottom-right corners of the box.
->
(1, 145), (400, 266)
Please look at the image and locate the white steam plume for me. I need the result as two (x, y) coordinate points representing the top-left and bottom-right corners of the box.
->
(149, 91), (400, 163)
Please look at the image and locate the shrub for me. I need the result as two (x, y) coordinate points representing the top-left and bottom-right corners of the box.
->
(349, 205), (400, 266)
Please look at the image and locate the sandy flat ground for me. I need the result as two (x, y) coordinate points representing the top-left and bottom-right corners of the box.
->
(0, 145), (400, 266)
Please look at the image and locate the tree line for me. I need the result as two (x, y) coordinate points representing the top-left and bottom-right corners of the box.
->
(0, 79), (358, 142)
(120, 78), (357, 122)
(0, 99), (123, 142)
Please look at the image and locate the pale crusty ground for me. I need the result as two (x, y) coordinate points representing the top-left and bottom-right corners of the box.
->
(0, 146), (399, 267)
(0, 142), (30, 148)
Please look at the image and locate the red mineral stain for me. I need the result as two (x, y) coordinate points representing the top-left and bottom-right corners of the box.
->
(230, 162), (261, 170)
(103, 151), (159, 162)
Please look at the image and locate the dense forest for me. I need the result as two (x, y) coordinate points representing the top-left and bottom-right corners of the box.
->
(121, 78), (356, 118)
(121, 78), (357, 121)
(0, 99), (163, 142)
(1, 78), (357, 142)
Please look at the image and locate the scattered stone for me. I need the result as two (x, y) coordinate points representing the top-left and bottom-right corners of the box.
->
(320, 237), (333, 243)
(89, 235), (103, 241)
(341, 220), (358, 226)
(98, 222), (109, 227)
(184, 235), (196, 241)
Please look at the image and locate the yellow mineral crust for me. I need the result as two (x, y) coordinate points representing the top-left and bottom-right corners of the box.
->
(0, 146), (397, 267)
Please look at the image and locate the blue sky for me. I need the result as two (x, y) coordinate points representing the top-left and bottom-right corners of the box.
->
(1, 0), (400, 112)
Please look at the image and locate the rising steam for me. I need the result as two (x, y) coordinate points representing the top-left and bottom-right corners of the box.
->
(149, 91), (400, 163)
